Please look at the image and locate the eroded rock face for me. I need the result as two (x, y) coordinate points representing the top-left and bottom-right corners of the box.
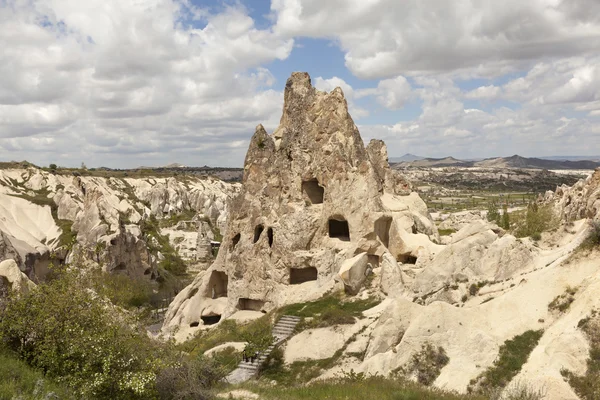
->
(546, 168), (600, 222)
(162, 72), (439, 339)
(0, 168), (239, 280)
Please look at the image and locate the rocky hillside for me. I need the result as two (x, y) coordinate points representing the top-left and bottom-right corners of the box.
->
(163, 73), (600, 400)
(0, 168), (240, 281)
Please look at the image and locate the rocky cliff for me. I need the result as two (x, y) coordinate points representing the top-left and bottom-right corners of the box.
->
(0, 169), (240, 280)
(162, 73), (600, 400)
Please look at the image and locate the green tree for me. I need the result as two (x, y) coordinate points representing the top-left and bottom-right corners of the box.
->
(49, 163), (57, 170)
(487, 200), (501, 224)
(501, 204), (510, 230)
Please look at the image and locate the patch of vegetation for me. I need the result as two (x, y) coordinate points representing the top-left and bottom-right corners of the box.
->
(396, 343), (449, 386)
(278, 293), (381, 331)
(159, 209), (197, 229)
(562, 309), (600, 399)
(0, 348), (73, 399)
(89, 268), (155, 309)
(179, 315), (273, 358)
(438, 228), (456, 236)
(468, 330), (543, 394)
(512, 203), (557, 239)
(580, 220), (600, 250)
(141, 214), (187, 275)
(242, 375), (487, 400)
(548, 286), (577, 313)
(0, 266), (225, 400)
(155, 355), (226, 400)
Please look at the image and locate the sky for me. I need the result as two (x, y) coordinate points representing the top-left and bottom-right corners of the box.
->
(1, 0), (600, 168)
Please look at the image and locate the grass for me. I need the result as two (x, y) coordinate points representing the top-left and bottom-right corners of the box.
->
(0, 347), (72, 400)
(562, 309), (600, 399)
(159, 209), (197, 229)
(178, 315), (273, 357)
(277, 292), (381, 331)
(548, 286), (577, 313)
(239, 376), (487, 400)
(398, 343), (450, 386)
(469, 330), (543, 394)
(438, 228), (456, 236)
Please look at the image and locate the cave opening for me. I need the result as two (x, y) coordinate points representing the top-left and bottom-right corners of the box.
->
(367, 254), (380, 268)
(254, 225), (264, 243)
(397, 254), (418, 264)
(189, 321), (199, 328)
(374, 216), (392, 248)
(206, 270), (228, 298)
(231, 233), (241, 250)
(289, 267), (318, 284)
(302, 179), (324, 204)
(201, 315), (221, 325)
(328, 218), (350, 241)
(237, 298), (266, 311)
(267, 227), (274, 247)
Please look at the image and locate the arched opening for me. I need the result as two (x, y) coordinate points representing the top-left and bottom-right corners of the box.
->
(328, 218), (350, 241)
(397, 254), (418, 264)
(374, 216), (392, 248)
(267, 227), (274, 247)
(302, 179), (324, 204)
(289, 267), (318, 284)
(206, 271), (228, 298)
(201, 315), (221, 325)
(114, 262), (127, 272)
(253, 225), (264, 243)
(231, 233), (241, 250)
(367, 254), (380, 268)
(238, 298), (266, 311)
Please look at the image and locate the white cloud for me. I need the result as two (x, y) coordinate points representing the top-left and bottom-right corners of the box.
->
(0, 0), (293, 167)
(271, 0), (600, 79)
(465, 85), (501, 100)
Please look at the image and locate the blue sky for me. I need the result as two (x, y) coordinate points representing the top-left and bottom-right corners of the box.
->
(0, 0), (599, 167)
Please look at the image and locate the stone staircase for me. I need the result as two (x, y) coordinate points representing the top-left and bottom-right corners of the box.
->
(225, 315), (302, 384)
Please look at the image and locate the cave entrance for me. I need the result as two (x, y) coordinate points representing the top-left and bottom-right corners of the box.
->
(267, 227), (274, 247)
(201, 315), (221, 325)
(289, 267), (318, 284)
(302, 179), (324, 204)
(206, 271), (228, 298)
(254, 225), (264, 243)
(328, 218), (350, 241)
(231, 233), (241, 251)
(189, 321), (199, 328)
(374, 216), (392, 248)
(237, 298), (266, 311)
(367, 254), (380, 268)
(397, 254), (418, 264)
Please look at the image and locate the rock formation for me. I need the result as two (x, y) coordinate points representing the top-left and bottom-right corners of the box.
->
(162, 72), (438, 339)
(0, 169), (239, 280)
(546, 167), (600, 222)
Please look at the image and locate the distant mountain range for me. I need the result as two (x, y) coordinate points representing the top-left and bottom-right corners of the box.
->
(391, 154), (600, 170)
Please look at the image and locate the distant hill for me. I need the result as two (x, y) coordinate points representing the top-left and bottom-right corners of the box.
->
(392, 154), (600, 169)
(389, 153), (424, 163)
(475, 155), (600, 170)
(539, 155), (600, 162)
(394, 156), (472, 168)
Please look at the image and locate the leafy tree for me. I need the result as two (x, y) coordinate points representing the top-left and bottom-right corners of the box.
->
(486, 201), (501, 225)
(501, 204), (510, 230)
(49, 163), (57, 170)
(0, 267), (165, 399)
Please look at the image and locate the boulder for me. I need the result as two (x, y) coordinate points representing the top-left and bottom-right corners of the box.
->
(338, 253), (369, 294)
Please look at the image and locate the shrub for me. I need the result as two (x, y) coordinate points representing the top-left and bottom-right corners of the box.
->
(0, 268), (166, 399)
(512, 203), (556, 238)
(562, 310), (600, 399)
(548, 286), (577, 313)
(155, 356), (225, 400)
(401, 343), (449, 386)
(469, 330), (543, 393)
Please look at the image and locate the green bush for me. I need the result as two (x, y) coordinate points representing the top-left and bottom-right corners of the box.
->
(469, 330), (543, 393)
(400, 343), (449, 386)
(562, 310), (600, 399)
(155, 356), (225, 400)
(0, 268), (167, 399)
(512, 203), (557, 238)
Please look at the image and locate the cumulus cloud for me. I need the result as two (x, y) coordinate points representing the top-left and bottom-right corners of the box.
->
(0, 0), (292, 167)
(271, 0), (600, 79)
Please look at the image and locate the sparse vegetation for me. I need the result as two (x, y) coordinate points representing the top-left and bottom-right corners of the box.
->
(141, 214), (187, 275)
(469, 330), (543, 394)
(242, 375), (487, 400)
(278, 293), (381, 331)
(548, 286), (577, 313)
(438, 228), (456, 236)
(512, 203), (557, 239)
(562, 309), (600, 399)
(398, 343), (450, 386)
